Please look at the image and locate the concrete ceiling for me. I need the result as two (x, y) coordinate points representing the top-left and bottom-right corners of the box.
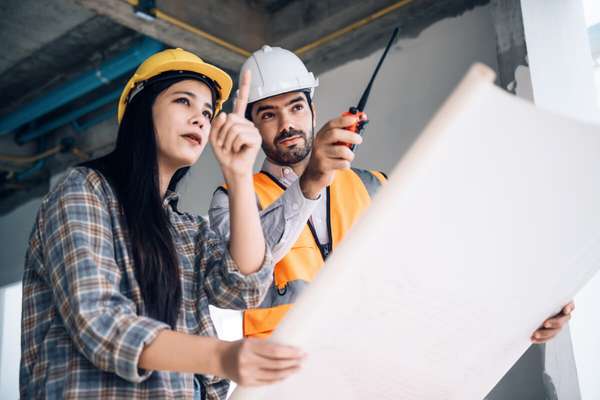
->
(0, 0), (491, 214)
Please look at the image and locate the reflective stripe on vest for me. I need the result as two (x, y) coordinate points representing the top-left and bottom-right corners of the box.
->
(243, 168), (385, 338)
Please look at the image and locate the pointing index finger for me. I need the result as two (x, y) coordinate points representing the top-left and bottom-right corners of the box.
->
(233, 69), (251, 116)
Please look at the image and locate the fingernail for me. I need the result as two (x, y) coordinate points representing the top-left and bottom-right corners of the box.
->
(545, 322), (552, 328)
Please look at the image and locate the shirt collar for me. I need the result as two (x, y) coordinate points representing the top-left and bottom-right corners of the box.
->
(261, 158), (299, 187)
(163, 190), (180, 210)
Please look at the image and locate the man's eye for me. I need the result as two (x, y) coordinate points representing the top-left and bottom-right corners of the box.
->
(175, 97), (190, 106)
(261, 112), (274, 120)
(292, 104), (304, 111)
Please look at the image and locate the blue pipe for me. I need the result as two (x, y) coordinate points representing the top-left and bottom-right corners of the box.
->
(16, 89), (122, 144)
(15, 160), (46, 182)
(72, 107), (117, 133)
(15, 106), (115, 180)
(0, 37), (163, 136)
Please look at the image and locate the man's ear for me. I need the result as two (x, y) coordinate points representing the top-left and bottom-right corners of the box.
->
(311, 101), (317, 128)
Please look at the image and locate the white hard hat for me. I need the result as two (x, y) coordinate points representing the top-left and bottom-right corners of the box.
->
(241, 45), (319, 105)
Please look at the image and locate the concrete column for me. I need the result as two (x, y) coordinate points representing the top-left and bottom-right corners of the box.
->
(489, 0), (528, 90)
(520, 1), (600, 399)
(521, 0), (599, 123)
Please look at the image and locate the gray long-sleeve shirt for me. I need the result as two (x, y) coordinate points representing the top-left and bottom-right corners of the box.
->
(209, 159), (325, 263)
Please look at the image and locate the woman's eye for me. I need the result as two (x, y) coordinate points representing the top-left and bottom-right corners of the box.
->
(175, 97), (190, 106)
(203, 110), (213, 119)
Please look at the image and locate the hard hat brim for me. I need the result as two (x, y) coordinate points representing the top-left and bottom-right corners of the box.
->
(118, 59), (232, 124)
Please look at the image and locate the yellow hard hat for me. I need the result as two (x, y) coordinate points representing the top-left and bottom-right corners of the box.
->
(117, 48), (232, 124)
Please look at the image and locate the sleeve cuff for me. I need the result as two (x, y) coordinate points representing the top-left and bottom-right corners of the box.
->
(285, 180), (321, 220)
(113, 316), (170, 383)
(241, 243), (275, 287)
(222, 242), (275, 308)
(243, 243), (275, 307)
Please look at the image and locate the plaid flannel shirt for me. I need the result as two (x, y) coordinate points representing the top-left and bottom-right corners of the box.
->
(20, 167), (274, 399)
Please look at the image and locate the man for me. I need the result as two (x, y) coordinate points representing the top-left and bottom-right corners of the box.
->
(209, 45), (573, 342)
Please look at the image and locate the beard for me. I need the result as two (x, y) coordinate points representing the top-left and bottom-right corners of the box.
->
(262, 127), (314, 165)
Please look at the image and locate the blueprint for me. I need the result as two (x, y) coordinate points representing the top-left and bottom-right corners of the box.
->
(231, 63), (600, 400)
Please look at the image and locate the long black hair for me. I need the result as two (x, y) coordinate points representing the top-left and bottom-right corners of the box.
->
(83, 75), (213, 328)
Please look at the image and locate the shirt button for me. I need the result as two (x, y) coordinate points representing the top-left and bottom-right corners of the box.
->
(292, 203), (299, 211)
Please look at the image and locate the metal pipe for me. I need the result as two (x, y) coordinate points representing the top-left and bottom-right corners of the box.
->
(0, 146), (61, 164)
(72, 107), (117, 133)
(125, 0), (251, 57)
(123, 0), (412, 60)
(15, 160), (46, 182)
(16, 89), (122, 144)
(295, 0), (413, 56)
(0, 37), (163, 136)
(154, 9), (251, 57)
(4, 144), (88, 181)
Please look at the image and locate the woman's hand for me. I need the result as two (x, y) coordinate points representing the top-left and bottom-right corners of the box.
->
(218, 338), (305, 386)
(210, 70), (262, 183)
(138, 331), (303, 386)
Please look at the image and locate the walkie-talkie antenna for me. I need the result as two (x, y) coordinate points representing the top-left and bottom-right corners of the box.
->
(356, 27), (399, 112)
(341, 27), (400, 152)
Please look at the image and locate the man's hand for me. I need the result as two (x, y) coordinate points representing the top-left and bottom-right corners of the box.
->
(211, 70), (262, 183)
(299, 114), (364, 199)
(531, 301), (575, 344)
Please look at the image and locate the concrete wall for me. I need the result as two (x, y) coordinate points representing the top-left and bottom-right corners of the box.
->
(0, 199), (42, 286)
(314, 4), (499, 174)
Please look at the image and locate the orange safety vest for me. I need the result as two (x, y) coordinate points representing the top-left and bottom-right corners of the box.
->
(242, 168), (386, 338)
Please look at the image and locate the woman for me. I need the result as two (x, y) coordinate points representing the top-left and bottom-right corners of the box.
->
(20, 48), (304, 399)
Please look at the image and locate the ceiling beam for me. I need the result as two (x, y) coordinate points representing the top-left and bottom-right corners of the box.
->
(74, 0), (252, 70)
